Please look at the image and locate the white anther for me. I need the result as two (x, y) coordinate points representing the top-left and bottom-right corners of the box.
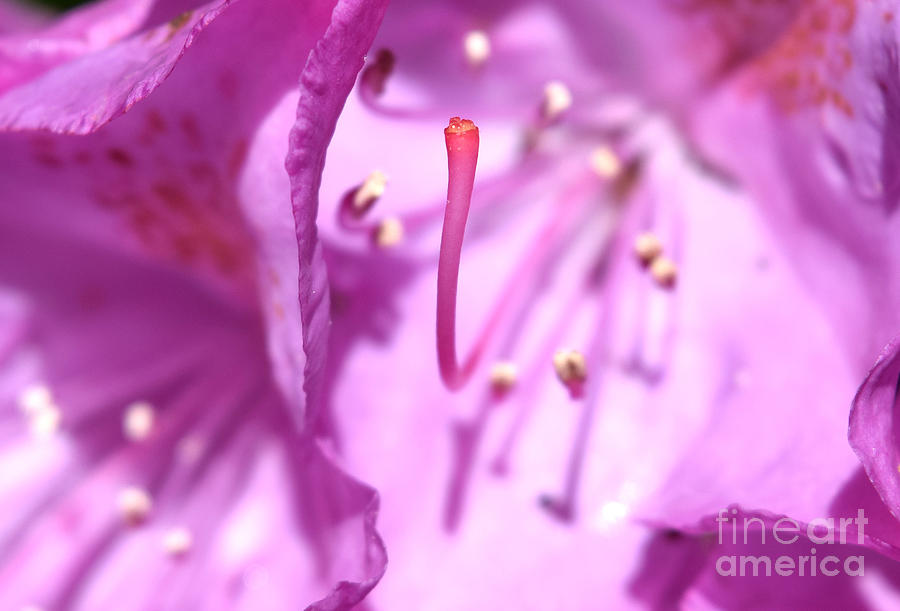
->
(352, 170), (388, 213)
(29, 404), (61, 438)
(118, 486), (152, 525)
(463, 30), (491, 67)
(490, 361), (518, 393)
(123, 401), (155, 441)
(18, 384), (53, 415)
(163, 527), (193, 558)
(590, 146), (622, 178)
(633, 232), (664, 265)
(650, 256), (678, 288)
(373, 217), (404, 248)
(553, 349), (587, 385)
(542, 81), (573, 121)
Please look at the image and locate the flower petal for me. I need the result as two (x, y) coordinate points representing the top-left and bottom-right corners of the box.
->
(850, 338), (900, 524)
(285, 0), (390, 424)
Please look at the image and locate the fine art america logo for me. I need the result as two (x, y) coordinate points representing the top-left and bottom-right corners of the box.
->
(715, 508), (868, 577)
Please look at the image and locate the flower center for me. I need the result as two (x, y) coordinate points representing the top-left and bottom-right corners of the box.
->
(345, 43), (701, 528)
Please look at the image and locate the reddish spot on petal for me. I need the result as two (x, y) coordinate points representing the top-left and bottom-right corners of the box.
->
(226, 139), (248, 180)
(152, 182), (194, 216)
(34, 153), (63, 168)
(208, 238), (241, 274)
(147, 109), (166, 133)
(30, 135), (55, 151)
(218, 71), (238, 100)
(180, 114), (203, 150)
(106, 148), (135, 168)
(165, 11), (193, 42)
(187, 162), (217, 182)
(172, 234), (200, 262)
(130, 207), (160, 242)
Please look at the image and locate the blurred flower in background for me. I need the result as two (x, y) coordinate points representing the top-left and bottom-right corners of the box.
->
(0, 0), (388, 608)
(2, 0), (900, 609)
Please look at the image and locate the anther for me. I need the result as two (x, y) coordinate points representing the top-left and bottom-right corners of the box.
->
(373, 216), (404, 248)
(18, 384), (52, 414)
(463, 30), (491, 68)
(118, 486), (152, 525)
(30, 405), (61, 438)
(123, 401), (155, 441)
(360, 48), (396, 97)
(352, 170), (388, 215)
(633, 232), (663, 265)
(541, 81), (573, 122)
(649, 256), (678, 288)
(553, 349), (587, 389)
(490, 361), (518, 394)
(163, 527), (193, 558)
(590, 146), (622, 179)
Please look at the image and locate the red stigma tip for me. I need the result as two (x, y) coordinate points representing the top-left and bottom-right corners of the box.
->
(445, 117), (478, 136)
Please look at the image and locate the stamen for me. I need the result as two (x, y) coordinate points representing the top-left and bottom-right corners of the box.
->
(489, 361), (518, 395)
(552, 349), (587, 395)
(118, 486), (152, 525)
(437, 117), (481, 390)
(163, 527), (193, 558)
(359, 48), (395, 97)
(590, 146), (622, 179)
(29, 404), (61, 438)
(463, 30), (491, 68)
(19, 384), (53, 414)
(649, 256), (678, 288)
(373, 216), (404, 248)
(633, 232), (663, 265)
(123, 401), (155, 441)
(352, 170), (388, 215)
(541, 81), (573, 122)
(437, 123), (599, 392)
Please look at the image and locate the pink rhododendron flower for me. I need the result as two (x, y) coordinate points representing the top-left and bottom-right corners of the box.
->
(313, 0), (900, 607)
(0, 0), (388, 608)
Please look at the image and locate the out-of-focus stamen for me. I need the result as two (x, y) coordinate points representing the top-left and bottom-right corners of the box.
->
(29, 404), (61, 438)
(650, 256), (678, 288)
(464, 30), (491, 68)
(373, 216), (404, 248)
(359, 48), (396, 97)
(123, 401), (155, 441)
(163, 527), (193, 558)
(541, 81), (572, 122)
(590, 146), (622, 179)
(553, 349), (587, 395)
(633, 232), (663, 265)
(118, 486), (152, 525)
(490, 361), (518, 395)
(352, 170), (388, 214)
(18, 384), (52, 414)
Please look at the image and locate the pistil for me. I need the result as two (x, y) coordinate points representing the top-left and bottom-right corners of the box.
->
(437, 117), (480, 390)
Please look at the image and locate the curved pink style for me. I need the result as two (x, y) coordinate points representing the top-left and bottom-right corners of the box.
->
(436, 117), (480, 390)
